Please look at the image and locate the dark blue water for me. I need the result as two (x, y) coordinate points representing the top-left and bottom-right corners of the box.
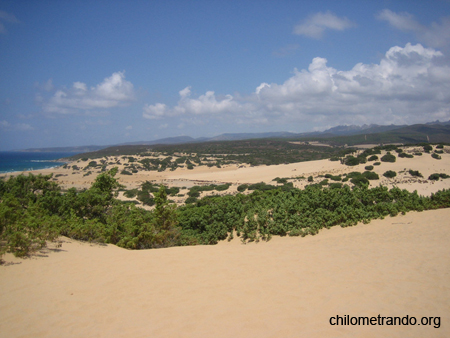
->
(0, 152), (79, 173)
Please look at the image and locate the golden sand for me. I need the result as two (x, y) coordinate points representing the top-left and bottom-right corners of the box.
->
(1, 208), (449, 338)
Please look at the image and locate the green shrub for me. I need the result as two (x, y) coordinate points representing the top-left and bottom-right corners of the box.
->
(398, 152), (414, 158)
(273, 177), (288, 184)
(325, 174), (341, 181)
(408, 170), (423, 178)
(383, 170), (397, 178)
(350, 176), (369, 187)
(365, 165), (374, 171)
(319, 179), (329, 186)
(248, 182), (277, 191)
(237, 184), (248, 192)
(431, 153), (441, 160)
(121, 169), (132, 175)
(423, 144), (433, 152)
(124, 189), (138, 198)
(215, 184), (231, 191)
(362, 171), (379, 180)
(428, 173), (450, 180)
(185, 196), (198, 204)
(373, 162), (381, 166)
(381, 152), (396, 163)
(368, 155), (379, 161)
(344, 155), (366, 166)
(307, 176), (313, 182)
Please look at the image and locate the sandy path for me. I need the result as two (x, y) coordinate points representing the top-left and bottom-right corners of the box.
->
(1, 208), (449, 338)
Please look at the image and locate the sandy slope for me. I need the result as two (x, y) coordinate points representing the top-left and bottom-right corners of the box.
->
(1, 208), (449, 338)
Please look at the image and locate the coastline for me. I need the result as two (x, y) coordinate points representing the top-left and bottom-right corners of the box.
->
(0, 151), (74, 175)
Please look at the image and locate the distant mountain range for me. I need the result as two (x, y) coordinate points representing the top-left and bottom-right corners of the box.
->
(19, 120), (450, 152)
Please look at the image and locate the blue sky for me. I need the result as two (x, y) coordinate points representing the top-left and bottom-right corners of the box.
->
(1, 0), (450, 150)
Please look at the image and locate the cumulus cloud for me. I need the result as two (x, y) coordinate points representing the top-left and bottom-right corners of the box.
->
(142, 43), (450, 128)
(42, 71), (135, 114)
(143, 86), (246, 119)
(293, 11), (354, 39)
(254, 43), (449, 125)
(378, 9), (450, 48)
(0, 10), (20, 34)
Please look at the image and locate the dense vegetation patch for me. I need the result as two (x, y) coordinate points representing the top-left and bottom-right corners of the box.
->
(2, 162), (450, 261)
(428, 173), (450, 181)
(381, 152), (396, 163)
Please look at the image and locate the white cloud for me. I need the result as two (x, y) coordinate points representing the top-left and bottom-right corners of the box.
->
(378, 9), (450, 48)
(42, 71), (135, 114)
(0, 120), (34, 131)
(143, 103), (168, 119)
(142, 43), (450, 128)
(0, 10), (20, 34)
(0, 120), (10, 128)
(143, 86), (245, 119)
(293, 11), (354, 39)
(125, 125), (132, 130)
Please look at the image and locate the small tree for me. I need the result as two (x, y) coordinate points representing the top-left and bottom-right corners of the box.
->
(153, 186), (178, 231)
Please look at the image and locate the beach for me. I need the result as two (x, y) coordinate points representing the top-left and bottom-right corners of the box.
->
(1, 145), (449, 337)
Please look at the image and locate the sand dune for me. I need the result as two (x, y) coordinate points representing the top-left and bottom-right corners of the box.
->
(1, 208), (449, 338)
(1, 145), (449, 337)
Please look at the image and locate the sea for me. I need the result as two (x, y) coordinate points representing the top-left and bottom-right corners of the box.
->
(0, 151), (80, 174)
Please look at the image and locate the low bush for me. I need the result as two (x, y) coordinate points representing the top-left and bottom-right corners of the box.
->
(383, 170), (397, 178)
(365, 165), (374, 171)
(362, 171), (379, 180)
(408, 170), (423, 178)
(273, 177), (288, 184)
(428, 173), (450, 181)
(431, 153), (441, 160)
(237, 184), (248, 192)
(325, 174), (341, 181)
(423, 144), (433, 153)
(381, 152), (396, 163)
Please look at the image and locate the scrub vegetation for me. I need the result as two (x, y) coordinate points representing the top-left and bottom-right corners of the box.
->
(2, 167), (450, 261)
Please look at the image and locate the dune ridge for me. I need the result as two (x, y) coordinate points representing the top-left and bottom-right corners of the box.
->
(1, 208), (449, 338)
